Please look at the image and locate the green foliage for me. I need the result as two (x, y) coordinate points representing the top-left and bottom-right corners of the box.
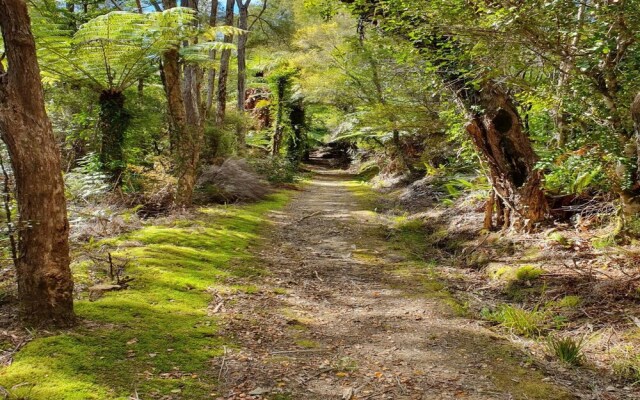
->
(64, 153), (110, 202)
(34, 9), (196, 91)
(538, 147), (608, 196)
(612, 345), (640, 382)
(547, 336), (585, 366)
(548, 232), (571, 247)
(554, 295), (582, 309)
(249, 157), (298, 184)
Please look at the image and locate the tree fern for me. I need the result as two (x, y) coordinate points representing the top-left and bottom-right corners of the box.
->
(33, 8), (237, 91)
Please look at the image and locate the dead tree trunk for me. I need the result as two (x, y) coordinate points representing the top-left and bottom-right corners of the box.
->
(0, 0), (74, 326)
(465, 83), (547, 231)
(215, 0), (235, 126)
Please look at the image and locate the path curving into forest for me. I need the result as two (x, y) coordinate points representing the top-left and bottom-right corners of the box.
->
(214, 167), (579, 400)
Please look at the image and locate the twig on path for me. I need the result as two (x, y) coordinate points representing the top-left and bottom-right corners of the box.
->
(218, 346), (228, 381)
(212, 301), (225, 314)
(361, 388), (395, 399)
(314, 270), (324, 282)
(0, 338), (30, 366)
(270, 349), (328, 355)
(395, 375), (407, 395)
(303, 367), (335, 383)
(295, 211), (323, 223)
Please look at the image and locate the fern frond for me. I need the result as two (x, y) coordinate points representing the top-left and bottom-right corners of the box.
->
(35, 8), (198, 91)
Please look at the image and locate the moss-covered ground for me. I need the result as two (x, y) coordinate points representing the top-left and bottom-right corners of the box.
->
(0, 193), (293, 400)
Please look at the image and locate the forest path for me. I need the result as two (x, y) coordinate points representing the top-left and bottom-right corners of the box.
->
(214, 167), (578, 400)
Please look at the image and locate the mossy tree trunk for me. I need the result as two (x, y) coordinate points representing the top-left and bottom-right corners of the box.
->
(287, 99), (306, 165)
(205, 0), (219, 114)
(98, 90), (129, 184)
(235, 0), (250, 152)
(0, 0), (75, 327)
(272, 76), (287, 156)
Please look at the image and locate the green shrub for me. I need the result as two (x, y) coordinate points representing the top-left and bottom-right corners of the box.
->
(547, 336), (585, 366)
(249, 157), (298, 184)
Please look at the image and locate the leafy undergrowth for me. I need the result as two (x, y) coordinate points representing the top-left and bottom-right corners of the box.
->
(0, 193), (293, 400)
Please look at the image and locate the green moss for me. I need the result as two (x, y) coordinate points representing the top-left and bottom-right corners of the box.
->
(0, 192), (293, 399)
(555, 295), (582, 308)
(272, 287), (288, 295)
(294, 339), (319, 349)
(515, 265), (545, 282)
(548, 232), (571, 247)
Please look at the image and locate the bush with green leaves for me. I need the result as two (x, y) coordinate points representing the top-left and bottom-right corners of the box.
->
(249, 157), (299, 184)
(64, 153), (111, 203)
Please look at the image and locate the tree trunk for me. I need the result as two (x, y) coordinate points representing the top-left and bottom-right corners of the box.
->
(215, 0), (235, 125)
(465, 83), (548, 231)
(0, 0), (74, 327)
(235, 0), (250, 152)
(176, 62), (205, 207)
(98, 90), (129, 184)
(618, 93), (640, 224)
(205, 0), (219, 114)
(287, 99), (306, 165)
(632, 93), (640, 179)
(161, 0), (204, 207)
(272, 76), (287, 156)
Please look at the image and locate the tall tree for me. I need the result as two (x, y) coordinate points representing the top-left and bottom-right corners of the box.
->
(205, 0), (219, 113)
(215, 0), (235, 125)
(0, 0), (74, 326)
(235, 0), (267, 151)
(160, 0), (205, 207)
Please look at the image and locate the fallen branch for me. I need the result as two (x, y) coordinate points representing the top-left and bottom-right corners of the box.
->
(218, 346), (228, 381)
(295, 211), (323, 223)
(212, 301), (225, 314)
(270, 349), (328, 355)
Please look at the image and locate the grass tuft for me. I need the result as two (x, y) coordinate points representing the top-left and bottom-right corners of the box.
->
(547, 336), (585, 366)
(483, 304), (548, 337)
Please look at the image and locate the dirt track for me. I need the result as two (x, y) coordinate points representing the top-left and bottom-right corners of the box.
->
(213, 168), (583, 400)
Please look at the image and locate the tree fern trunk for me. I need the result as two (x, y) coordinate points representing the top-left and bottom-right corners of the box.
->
(98, 90), (129, 184)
